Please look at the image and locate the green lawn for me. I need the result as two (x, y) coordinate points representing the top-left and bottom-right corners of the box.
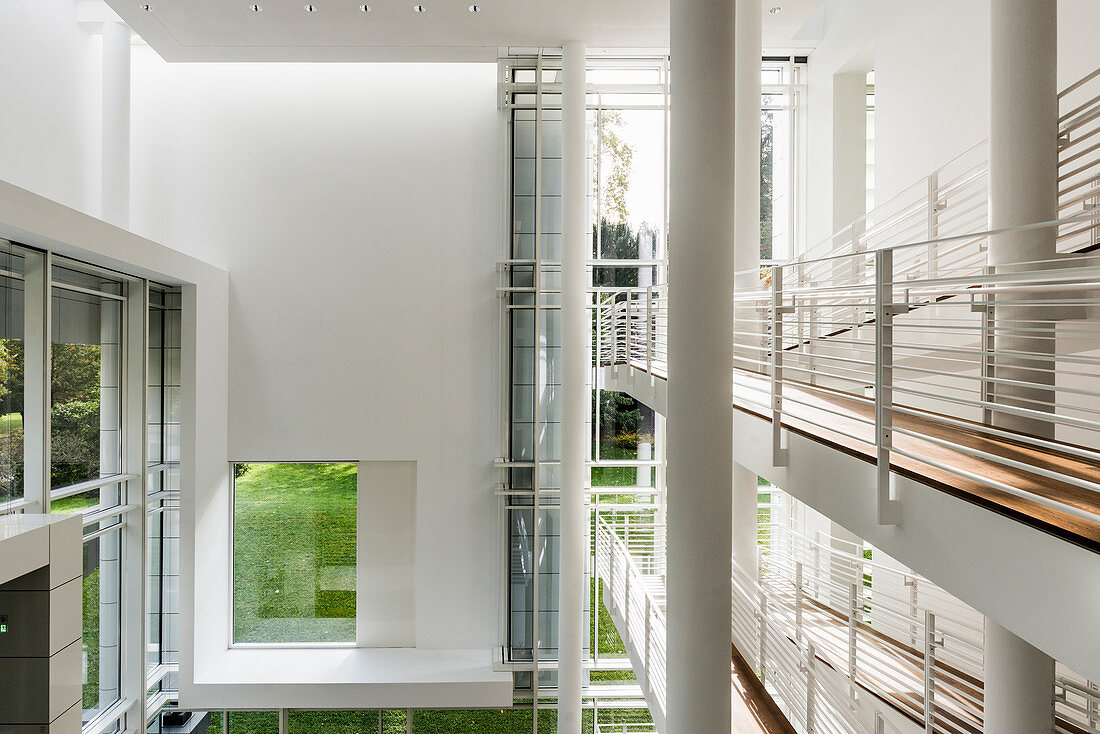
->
(0, 411), (21, 437)
(591, 441), (642, 488)
(201, 707), (651, 734)
(233, 462), (357, 644)
(83, 564), (100, 710)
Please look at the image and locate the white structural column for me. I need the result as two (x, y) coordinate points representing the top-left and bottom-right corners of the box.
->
(989, 0), (1058, 267)
(983, 5), (1057, 732)
(984, 619), (1055, 734)
(557, 40), (587, 734)
(102, 22), (131, 228)
(732, 465), (757, 575)
(667, 0), (735, 731)
(732, 0), (761, 581)
(988, 0), (1059, 438)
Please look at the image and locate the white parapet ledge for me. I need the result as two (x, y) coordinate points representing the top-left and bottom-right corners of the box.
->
(183, 647), (513, 710)
(0, 514), (82, 587)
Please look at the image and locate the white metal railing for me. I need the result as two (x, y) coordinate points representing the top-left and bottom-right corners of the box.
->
(790, 66), (1100, 273)
(595, 502), (1100, 734)
(1056, 670), (1100, 734)
(594, 516), (667, 719)
(596, 285), (668, 376)
(754, 522), (985, 734)
(597, 217), (1100, 532)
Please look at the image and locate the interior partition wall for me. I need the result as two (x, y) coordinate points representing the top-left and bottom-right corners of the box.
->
(0, 238), (188, 734)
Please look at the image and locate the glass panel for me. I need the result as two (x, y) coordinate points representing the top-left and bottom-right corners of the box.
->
(233, 462), (357, 644)
(0, 262), (24, 505)
(52, 263), (123, 295)
(51, 282), (124, 489)
(146, 510), (168, 673)
(82, 529), (122, 724)
(51, 484), (123, 516)
(760, 105), (791, 262)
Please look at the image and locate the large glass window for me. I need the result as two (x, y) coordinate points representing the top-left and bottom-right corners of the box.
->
(50, 265), (124, 491)
(147, 286), (182, 697)
(232, 462), (358, 644)
(80, 526), (123, 725)
(0, 242), (25, 506)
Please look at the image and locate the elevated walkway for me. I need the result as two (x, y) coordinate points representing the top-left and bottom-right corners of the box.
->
(594, 516), (1100, 734)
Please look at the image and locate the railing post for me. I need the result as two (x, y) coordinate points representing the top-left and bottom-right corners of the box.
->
(646, 285), (654, 374)
(806, 641), (817, 733)
(625, 292), (633, 365)
(596, 295), (604, 369)
(622, 559), (631, 645)
(1089, 679), (1099, 729)
(908, 576), (919, 649)
(608, 543), (617, 613)
(923, 610), (936, 733)
(771, 265), (788, 465)
(978, 264), (996, 426)
(610, 297), (619, 366)
(875, 711), (887, 734)
(848, 582), (860, 703)
(926, 172), (939, 278)
(874, 249), (901, 525)
(643, 596), (652, 691)
(758, 592), (768, 686)
(795, 561), (804, 643)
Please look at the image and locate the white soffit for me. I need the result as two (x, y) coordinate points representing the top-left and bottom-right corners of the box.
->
(105, 0), (823, 62)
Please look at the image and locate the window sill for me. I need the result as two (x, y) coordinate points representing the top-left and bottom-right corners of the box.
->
(184, 647), (512, 709)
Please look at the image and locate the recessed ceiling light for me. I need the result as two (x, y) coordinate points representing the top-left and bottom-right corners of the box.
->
(412, 4), (425, 11)
(468, 4), (480, 12)
(304, 3), (317, 11)
(360, 3), (372, 10)
(250, 3), (262, 11)
(769, 6), (782, 13)
(139, 3), (152, 10)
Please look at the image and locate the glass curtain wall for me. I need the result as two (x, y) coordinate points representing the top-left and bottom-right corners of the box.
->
(760, 57), (806, 265)
(0, 241), (25, 510)
(0, 241), (190, 734)
(501, 55), (566, 712)
(499, 52), (806, 730)
(585, 56), (668, 688)
(49, 261), (127, 728)
(147, 284), (182, 708)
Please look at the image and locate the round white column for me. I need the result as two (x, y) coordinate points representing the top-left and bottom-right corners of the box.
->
(732, 464), (757, 576)
(557, 39), (587, 734)
(988, 0), (1059, 437)
(667, 0), (736, 730)
(101, 22), (131, 229)
(984, 618), (1055, 734)
(732, 0), (761, 584)
(989, 0), (1058, 266)
(734, 0), (761, 281)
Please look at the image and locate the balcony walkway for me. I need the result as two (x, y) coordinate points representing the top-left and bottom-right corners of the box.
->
(608, 358), (1100, 553)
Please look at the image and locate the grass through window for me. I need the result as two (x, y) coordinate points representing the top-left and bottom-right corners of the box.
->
(233, 462), (357, 644)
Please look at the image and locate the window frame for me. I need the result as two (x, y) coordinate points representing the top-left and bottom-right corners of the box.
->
(228, 460), (361, 649)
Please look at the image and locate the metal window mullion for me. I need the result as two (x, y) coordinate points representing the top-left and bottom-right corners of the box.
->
(530, 50), (543, 729)
(49, 279), (127, 301)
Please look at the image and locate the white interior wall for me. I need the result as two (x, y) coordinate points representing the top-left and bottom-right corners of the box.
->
(804, 0), (1100, 249)
(0, 0), (101, 216)
(129, 55), (503, 650)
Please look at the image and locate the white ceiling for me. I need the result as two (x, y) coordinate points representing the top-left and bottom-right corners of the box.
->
(105, 0), (822, 62)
